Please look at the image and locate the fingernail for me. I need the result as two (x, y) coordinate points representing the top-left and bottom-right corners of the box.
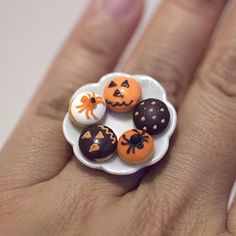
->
(104, 0), (139, 16)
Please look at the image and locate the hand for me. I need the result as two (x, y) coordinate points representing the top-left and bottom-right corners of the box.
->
(1, 0), (236, 235)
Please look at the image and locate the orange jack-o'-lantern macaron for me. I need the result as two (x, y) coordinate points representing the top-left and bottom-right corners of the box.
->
(104, 77), (141, 112)
(117, 129), (154, 164)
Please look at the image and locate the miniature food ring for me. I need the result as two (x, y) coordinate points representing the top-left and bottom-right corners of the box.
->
(63, 72), (177, 175)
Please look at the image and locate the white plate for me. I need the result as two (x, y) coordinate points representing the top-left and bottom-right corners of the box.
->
(63, 72), (177, 175)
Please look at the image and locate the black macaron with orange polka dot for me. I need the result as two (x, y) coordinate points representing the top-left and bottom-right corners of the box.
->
(133, 98), (170, 135)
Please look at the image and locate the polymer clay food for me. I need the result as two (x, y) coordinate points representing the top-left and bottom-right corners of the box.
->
(133, 98), (170, 135)
(79, 125), (117, 162)
(117, 129), (154, 164)
(69, 92), (106, 127)
(103, 77), (141, 112)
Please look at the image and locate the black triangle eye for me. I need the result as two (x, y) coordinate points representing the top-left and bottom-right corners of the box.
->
(108, 81), (117, 88)
(121, 80), (129, 88)
(113, 89), (124, 97)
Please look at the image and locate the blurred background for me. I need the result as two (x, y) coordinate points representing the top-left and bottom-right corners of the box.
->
(0, 0), (161, 147)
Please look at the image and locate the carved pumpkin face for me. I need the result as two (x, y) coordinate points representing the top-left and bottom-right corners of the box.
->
(79, 125), (117, 162)
(103, 77), (141, 112)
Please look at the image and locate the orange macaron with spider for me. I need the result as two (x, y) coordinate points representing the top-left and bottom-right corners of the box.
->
(117, 129), (154, 164)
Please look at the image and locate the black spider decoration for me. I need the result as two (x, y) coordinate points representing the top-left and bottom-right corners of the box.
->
(121, 129), (149, 154)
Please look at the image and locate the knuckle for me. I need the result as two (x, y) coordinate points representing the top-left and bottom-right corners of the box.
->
(134, 185), (179, 236)
(36, 93), (68, 121)
(228, 223), (236, 236)
(134, 183), (224, 236)
(200, 45), (236, 98)
(36, 50), (102, 121)
(36, 80), (77, 120)
(0, 189), (26, 226)
(127, 51), (185, 107)
(63, 191), (95, 224)
(176, 0), (223, 15)
(36, 28), (116, 122)
(54, 175), (105, 225)
(74, 22), (116, 59)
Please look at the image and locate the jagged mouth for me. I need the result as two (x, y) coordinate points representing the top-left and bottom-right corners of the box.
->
(105, 99), (134, 107)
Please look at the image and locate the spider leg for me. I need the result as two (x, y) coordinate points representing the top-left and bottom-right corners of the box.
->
(122, 134), (129, 143)
(143, 137), (149, 143)
(78, 107), (86, 113)
(85, 109), (91, 120)
(127, 146), (132, 154)
(121, 142), (129, 146)
(132, 129), (139, 134)
(141, 130), (146, 135)
(87, 93), (91, 99)
(96, 98), (105, 105)
(98, 101), (106, 106)
(132, 146), (135, 154)
(143, 136), (149, 142)
(76, 104), (85, 109)
(90, 109), (98, 120)
(122, 135), (130, 142)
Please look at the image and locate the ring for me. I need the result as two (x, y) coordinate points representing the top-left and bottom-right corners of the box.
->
(63, 72), (177, 175)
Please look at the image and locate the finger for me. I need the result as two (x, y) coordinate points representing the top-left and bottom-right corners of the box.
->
(62, 0), (229, 196)
(0, 0), (143, 189)
(125, 0), (228, 108)
(141, 2), (236, 231)
(57, 157), (146, 197)
(228, 183), (236, 234)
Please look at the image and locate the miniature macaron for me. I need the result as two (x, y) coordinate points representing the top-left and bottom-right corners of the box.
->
(103, 77), (141, 112)
(69, 92), (106, 127)
(79, 125), (117, 163)
(133, 98), (170, 135)
(117, 129), (154, 164)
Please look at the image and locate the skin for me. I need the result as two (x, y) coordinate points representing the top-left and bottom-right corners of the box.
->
(0, 0), (236, 235)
